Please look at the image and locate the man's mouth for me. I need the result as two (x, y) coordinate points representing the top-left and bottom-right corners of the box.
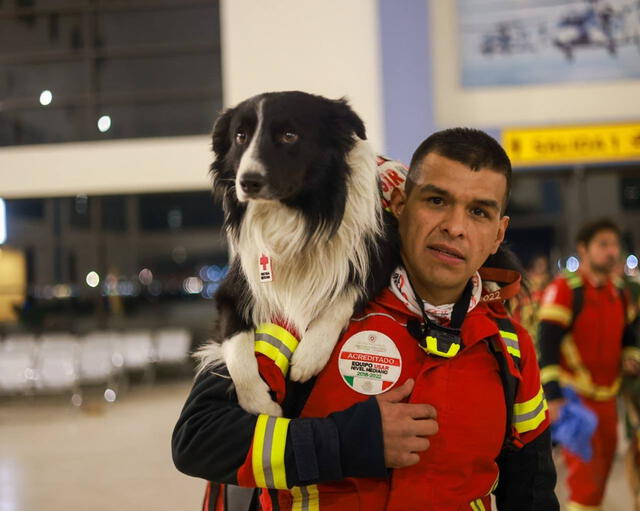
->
(428, 244), (466, 262)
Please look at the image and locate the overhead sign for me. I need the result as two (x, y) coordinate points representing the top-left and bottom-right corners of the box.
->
(502, 123), (640, 167)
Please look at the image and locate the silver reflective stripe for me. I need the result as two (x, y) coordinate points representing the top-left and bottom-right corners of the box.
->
(503, 337), (519, 351)
(514, 400), (545, 424)
(262, 416), (277, 488)
(300, 485), (310, 511)
(255, 332), (294, 360)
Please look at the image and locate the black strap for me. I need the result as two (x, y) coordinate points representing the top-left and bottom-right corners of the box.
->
(205, 482), (219, 511)
(570, 285), (584, 329)
(224, 485), (260, 511)
(404, 268), (473, 355)
(488, 317), (522, 453)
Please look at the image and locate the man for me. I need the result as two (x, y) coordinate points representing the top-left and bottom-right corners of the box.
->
(538, 218), (640, 511)
(173, 128), (558, 510)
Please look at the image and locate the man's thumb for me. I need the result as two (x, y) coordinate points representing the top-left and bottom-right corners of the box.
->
(378, 378), (414, 402)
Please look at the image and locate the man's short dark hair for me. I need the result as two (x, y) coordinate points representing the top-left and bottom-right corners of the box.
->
(576, 218), (621, 246)
(407, 128), (512, 212)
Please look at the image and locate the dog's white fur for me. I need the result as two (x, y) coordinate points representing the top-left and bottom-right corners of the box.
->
(235, 99), (266, 202)
(197, 138), (382, 415)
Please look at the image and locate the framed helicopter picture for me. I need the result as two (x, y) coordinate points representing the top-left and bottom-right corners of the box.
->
(458, 0), (640, 87)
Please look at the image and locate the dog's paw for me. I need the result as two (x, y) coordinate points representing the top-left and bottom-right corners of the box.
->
(289, 334), (335, 383)
(235, 378), (282, 417)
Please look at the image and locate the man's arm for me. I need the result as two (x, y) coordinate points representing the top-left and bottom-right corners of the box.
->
(537, 278), (573, 415)
(172, 368), (437, 488)
(494, 322), (559, 511)
(494, 428), (558, 511)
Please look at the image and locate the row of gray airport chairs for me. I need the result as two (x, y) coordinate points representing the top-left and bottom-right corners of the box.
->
(0, 328), (192, 397)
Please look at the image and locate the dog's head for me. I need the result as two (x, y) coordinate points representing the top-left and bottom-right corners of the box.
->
(210, 91), (366, 204)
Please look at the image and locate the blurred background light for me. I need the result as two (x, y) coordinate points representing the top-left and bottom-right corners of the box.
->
(39, 90), (52, 106)
(86, 271), (100, 288)
(565, 256), (580, 273)
(97, 115), (112, 133)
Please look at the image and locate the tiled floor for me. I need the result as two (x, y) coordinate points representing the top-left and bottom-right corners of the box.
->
(0, 380), (636, 510)
(0, 380), (203, 511)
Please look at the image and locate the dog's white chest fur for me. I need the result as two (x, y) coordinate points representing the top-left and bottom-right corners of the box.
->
(234, 138), (381, 335)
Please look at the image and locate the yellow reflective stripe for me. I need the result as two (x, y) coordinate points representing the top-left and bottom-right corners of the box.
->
(271, 417), (290, 489)
(538, 304), (572, 326)
(499, 329), (521, 358)
(291, 485), (319, 511)
(470, 498), (486, 511)
(560, 336), (620, 400)
(540, 364), (561, 385)
(252, 415), (268, 488)
(566, 501), (601, 511)
(560, 371), (621, 401)
(254, 323), (300, 376)
(251, 414), (291, 489)
(254, 340), (290, 375)
(566, 273), (582, 289)
(513, 387), (548, 433)
(425, 336), (461, 358)
(256, 323), (299, 352)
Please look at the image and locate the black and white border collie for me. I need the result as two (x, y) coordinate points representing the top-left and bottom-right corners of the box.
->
(197, 91), (397, 416)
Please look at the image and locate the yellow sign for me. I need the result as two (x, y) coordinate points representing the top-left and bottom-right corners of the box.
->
(502, 123), (640, 167)
(0, 248), (26, 323)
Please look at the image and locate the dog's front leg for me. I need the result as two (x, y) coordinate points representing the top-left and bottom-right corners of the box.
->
(223, 330), (283, 417)
(289, 288), (359, 382)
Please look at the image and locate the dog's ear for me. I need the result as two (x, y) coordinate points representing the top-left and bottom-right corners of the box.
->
(331, 97), (367, 140)
(211, 107), (235, 160)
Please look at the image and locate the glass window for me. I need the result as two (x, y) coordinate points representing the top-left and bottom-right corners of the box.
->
(4, 198), (45, 219)
(101, 195), (127, 232)
(139, 191), (222, 231)
(0, 1), (222, 146)
(69, 194), (91, 228)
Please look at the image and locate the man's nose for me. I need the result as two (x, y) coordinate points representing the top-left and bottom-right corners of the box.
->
(439, 207), (466, 238)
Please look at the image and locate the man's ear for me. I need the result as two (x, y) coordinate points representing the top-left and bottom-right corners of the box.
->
(389, 187), (407, 220)
(491, 215), (510, 255)
(577, 242), (587, 259)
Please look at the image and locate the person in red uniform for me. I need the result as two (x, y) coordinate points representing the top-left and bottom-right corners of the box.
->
(172, 128), (559, 510)
(538, 218), (640, 511)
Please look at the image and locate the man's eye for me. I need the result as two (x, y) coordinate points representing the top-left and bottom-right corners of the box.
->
(472, 208), (487, 218)
(279, 132), (299, 144)
(235, 131), (247, 145)
(427, 197), (443, 205)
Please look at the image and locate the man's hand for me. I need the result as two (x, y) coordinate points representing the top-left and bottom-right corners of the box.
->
(376, 378), (438, 468)
(547, 398), (565, 423)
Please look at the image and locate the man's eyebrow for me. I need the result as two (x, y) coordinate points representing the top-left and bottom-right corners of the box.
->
(418, 183), (501, 212)
(475, 199), (501, 212)
(417, 184), (451, 198)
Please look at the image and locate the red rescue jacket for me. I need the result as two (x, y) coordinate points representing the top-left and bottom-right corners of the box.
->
(237, 287), (549, 511)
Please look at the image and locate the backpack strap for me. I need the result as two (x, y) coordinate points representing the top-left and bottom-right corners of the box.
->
(488, 316), (524, 453)
(565, 271), (584, 329)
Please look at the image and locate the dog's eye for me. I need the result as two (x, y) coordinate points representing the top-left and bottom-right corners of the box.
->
(279, 132), (299, 144)
(235, 131), (247, 145)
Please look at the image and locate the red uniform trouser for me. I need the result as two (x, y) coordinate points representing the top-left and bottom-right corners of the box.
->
(563, 397), (618, 509)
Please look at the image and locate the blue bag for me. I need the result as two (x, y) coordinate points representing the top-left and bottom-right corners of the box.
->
(551, 386), (598, 461)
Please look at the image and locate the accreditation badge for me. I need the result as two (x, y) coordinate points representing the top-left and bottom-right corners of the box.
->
(338, 330), (402, 395)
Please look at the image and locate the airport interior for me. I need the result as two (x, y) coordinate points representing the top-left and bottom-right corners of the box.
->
(1, 1), (640, 510)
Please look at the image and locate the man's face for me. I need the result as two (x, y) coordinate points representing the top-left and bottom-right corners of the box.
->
(578, 229), (620, 275)
(390, 152), (509, 303)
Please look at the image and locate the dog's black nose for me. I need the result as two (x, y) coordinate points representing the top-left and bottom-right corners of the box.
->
(240, 173), (265, 195)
